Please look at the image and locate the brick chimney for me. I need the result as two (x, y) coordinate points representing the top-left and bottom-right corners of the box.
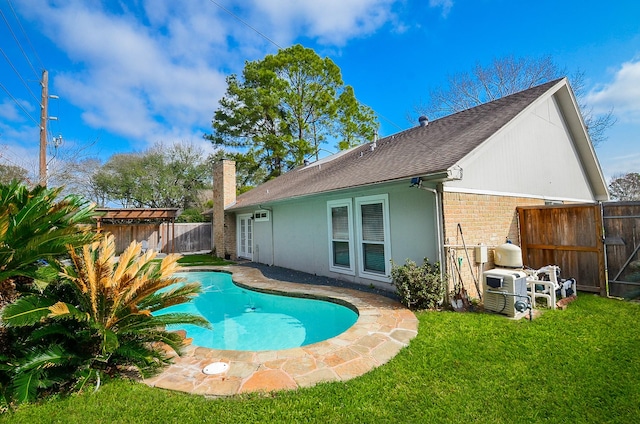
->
(213, 159), (236, 259)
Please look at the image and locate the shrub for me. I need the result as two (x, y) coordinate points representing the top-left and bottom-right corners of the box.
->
(0, 181), (98, 306)
(392, 258), (446, 310)
(1, 235), (210, 405)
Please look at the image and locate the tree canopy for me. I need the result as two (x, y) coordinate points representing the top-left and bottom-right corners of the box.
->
(92, 142), (215, 208)
(0, 164), (29, 185)
(609, 173), (640, 201)
(206, 44), (378, 185)
(413, 55), (614, 146)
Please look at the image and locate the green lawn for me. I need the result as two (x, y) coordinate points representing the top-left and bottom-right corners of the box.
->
(176, 254), (233, 267)
(2, 295), (639, 423)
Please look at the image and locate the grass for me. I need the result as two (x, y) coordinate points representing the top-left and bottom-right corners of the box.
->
(2, 295), (639, 423)
(176, 253), (233, 267)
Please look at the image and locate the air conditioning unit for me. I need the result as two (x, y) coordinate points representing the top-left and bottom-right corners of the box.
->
(483, 269), (528, 317)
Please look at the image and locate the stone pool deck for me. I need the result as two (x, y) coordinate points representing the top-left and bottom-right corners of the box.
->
(143, 265), (418, 396)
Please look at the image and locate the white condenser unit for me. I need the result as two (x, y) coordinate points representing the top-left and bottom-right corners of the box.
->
(482, 269), (528, 317)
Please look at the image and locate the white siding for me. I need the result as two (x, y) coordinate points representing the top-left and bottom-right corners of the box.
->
(446, 95), (596, 202)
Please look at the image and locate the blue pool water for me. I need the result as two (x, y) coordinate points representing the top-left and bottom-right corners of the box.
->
(160, 271), (359, 351)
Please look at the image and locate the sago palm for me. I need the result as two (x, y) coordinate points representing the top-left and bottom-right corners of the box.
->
(1, 234), (209, 403)
(0, 181), (98, 304)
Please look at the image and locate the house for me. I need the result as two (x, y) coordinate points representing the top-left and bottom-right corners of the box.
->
(212, 78), (609, 295)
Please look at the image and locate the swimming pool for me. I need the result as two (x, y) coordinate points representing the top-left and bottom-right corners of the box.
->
(161, 271), (359, 351)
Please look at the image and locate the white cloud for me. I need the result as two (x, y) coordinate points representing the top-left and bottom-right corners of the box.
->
(0, 95), (38, 124)
(0, 99), (23, 122)
(429, 0), (454, 17)
(587, 59), (640, 124)
(15, 0), (231, 148)
(248, 0), (399, 46)
(7, 0), (432, 156)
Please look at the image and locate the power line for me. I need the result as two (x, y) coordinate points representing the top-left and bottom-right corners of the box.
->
(379, 115), (404, 131)
(2, 0), (61, 173)
(0, 80), (38, 125)
(0, 45), (40, 104)
(208, 0), (283, 49)
(0, 3), (39, 79)
(6, 0), (44, 72)
(0, 149), (29, 169)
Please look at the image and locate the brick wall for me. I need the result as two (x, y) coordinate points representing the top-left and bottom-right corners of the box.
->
(441, 191), (544, 298)
(224, 212), (237, 260)
(213, 160), (237, 259)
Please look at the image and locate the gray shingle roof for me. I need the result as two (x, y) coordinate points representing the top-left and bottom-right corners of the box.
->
(230, 78), (564, 210)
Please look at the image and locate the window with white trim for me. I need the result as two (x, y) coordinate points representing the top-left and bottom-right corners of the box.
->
(327, 199), (355, 275)
(356, 194), (390, 279)
(254, 210), (270, 221)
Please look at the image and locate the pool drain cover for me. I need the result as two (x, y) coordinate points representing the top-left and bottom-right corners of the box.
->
(203, 362), (229, 375)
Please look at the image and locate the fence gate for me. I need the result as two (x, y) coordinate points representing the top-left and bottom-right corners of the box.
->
(517, 204), (606, 295)
(603, 201), (640, 298)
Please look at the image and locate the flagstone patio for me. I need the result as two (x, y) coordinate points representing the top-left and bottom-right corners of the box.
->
(143, 265), (418, 397)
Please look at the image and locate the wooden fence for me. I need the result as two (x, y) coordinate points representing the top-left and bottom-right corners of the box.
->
(100, 223), (212, 254)
(603, 201), (640, 298)
(517, 204), (606, 295)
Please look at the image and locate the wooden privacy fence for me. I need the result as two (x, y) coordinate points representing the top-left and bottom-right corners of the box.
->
(100, 223), (212, 254)
(517, 204), (606, 295)
(603, 201), (640, 298)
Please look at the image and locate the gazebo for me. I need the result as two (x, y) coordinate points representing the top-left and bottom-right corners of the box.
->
(94, 208), (179, 253)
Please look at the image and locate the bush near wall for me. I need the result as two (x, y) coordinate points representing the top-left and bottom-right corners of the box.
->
(392, 259), (446, 310)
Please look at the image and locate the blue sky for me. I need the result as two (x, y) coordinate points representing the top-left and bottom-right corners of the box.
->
(1, 0), (639, 184)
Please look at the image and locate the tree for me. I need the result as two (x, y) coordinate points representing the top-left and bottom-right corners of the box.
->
(206, 44), (378, 185)
(42, 137), (100, 191)
(1, 235), (209, 403)
(608, 173), (640, 201)
(92, 142), (213, 208)
(413, 55), (615, 146)
(0, 164), (29, 185)
(54, 158), (107, 205)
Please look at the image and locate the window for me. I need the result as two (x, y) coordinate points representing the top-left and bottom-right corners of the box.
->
(254, 210), (270, 222)
(327, 200), (355, 275)
(356, 195), (390, 280)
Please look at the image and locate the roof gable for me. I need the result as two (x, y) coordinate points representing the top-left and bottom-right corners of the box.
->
(231, 78), (573, 209)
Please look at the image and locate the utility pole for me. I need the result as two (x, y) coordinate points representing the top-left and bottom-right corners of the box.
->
(39, 69), (48, 186)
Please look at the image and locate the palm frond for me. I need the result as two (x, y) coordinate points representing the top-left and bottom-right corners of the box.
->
(47, 301), (70, 316)
(160, 254), (182, 278)
(1, 295), (56, 326)
(112, 343), (171, 378)
(119, 313), (211, 333)
(11, 368), (41, 404)
(132, 329), (188, 356)
(139, 282), (202, 312)
(27, 323), (74, 342)
(100, 328), (120, 356)
(15, 345), (76, 373)
(10, 344), (77, 404)
(47, 301), (90, 322)
(83, 242), (99, 318)
(112, 239), (146, 285)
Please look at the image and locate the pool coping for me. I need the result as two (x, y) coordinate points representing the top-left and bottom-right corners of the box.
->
(143, 265), (418, 397)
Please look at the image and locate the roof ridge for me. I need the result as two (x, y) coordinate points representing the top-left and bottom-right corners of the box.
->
(232, 78), (566, 209)
(427, 77), (564, 125)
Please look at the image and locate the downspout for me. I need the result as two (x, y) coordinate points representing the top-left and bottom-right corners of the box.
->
(417, 184), (445, 278)
(413, 167), (461, 298)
